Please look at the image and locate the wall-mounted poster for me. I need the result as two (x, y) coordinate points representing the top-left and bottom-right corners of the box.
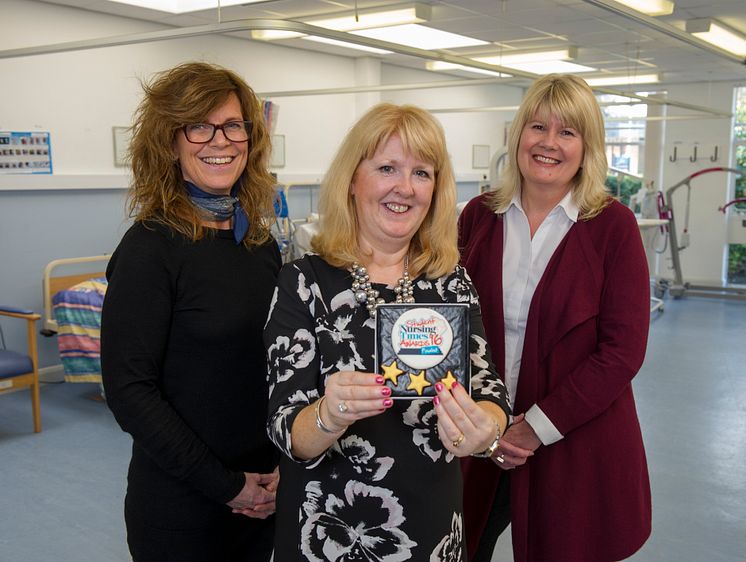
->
(0, 131), (53, 174)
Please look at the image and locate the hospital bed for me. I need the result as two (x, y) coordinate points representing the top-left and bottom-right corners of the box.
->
(42, 255), (110, 383)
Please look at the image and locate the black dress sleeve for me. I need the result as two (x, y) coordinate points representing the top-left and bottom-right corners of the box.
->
(101, 224), (244, 504)
(264, 258), (327, 466)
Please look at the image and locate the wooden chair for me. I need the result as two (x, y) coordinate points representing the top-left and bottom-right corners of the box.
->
(0, 305), (42, 433)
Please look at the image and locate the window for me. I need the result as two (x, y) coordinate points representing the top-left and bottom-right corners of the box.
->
(734, 87), (746, 207)
(728, 86), (746, 285)
(599, 94), (647, 205)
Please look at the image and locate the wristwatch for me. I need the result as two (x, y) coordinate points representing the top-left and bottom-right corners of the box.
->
(471, 425), (501, 458)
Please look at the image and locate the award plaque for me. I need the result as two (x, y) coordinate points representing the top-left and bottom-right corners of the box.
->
(374, 303), (470, 399)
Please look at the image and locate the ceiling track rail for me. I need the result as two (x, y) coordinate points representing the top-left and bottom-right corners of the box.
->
(427, 107), (730, 122)
(256, 80), (731, 117)
(0, 17), (731, 118)
(0, 18), (531, 78)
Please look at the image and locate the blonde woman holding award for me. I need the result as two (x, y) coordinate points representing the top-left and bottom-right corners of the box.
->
(263, 103), (510, 561)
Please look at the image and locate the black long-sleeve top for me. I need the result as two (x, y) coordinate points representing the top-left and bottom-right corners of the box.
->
(101, 221), (281, 518)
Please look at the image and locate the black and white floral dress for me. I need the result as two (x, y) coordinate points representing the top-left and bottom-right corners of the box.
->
(265, 254), (510, 562)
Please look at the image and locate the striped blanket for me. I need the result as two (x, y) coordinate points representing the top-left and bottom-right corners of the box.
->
(52, 277), (107, 383)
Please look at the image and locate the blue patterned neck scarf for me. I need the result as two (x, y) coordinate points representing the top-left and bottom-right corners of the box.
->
(185, 180), (249, 244)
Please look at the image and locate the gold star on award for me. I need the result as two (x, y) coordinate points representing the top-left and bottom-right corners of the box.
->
(440, 370), (458, 390)
(407, 370), (432, 396)
(381, 361), (405, 385)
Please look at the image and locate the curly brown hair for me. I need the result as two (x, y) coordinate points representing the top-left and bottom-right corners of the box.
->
(127, 61), (275, 246)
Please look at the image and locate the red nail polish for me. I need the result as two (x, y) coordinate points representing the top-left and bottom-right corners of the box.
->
(383, 398), (393, 407)
(434, 396), (440, 406)
(382, 387), (391, 396)
(375, 375), (384, 384)
(452, 380), (459, 388)
(435, 383), (443, 393)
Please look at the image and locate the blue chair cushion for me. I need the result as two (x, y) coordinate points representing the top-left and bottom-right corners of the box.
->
(0, 305), (34, 315)
(0, 350), (33, 378)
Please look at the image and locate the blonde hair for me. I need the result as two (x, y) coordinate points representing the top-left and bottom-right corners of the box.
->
(128, 61), (275, 246)
(488, 74), (609, 219)
(312, 103), (458, 279)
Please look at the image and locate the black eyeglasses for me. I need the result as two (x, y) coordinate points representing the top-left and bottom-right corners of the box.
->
(182, 120), (252, 144)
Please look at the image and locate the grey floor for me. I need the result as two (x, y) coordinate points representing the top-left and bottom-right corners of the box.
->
(1, 297), (745, 562)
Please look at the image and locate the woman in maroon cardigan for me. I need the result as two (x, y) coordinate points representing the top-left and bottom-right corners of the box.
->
(460, 74), (651, 562)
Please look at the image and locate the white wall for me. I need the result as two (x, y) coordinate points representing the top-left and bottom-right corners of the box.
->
(0, 0), (358, 179)
(382, 65), (523, 179)
(0, 0), (524, 181)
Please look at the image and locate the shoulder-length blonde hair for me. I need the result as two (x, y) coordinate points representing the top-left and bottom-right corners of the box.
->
(312, 103), (458, 279)
(128, 61), (275, 246)
(488, 73), (609, 219)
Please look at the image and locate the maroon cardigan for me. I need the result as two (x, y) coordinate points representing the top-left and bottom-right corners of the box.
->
(459, 194), (651, 562)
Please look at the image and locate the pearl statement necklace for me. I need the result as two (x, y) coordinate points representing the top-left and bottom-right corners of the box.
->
(350, 255), (415, 318)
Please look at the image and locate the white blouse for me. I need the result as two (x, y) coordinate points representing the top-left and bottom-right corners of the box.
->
(502, 189), (578, 445)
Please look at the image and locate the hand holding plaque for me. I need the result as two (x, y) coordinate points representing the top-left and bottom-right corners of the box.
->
(375, 304), (470, 398)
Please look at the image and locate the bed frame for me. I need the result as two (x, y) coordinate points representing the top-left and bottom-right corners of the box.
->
(41, 255), (110, 334)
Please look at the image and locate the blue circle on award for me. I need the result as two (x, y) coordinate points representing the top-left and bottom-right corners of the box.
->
(391, 307), (454, 370)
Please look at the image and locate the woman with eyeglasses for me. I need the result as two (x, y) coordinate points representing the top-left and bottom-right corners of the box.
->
(101, 62), (280, 562)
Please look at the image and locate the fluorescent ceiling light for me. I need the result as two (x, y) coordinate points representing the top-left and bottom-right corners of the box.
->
(473, 48), (594, 74)
(503, 60), (596, 74)
(474, 48), (576, 65)
(253, 3), (429, 43)
(352, 24), (488, 50)
(598, 94), (641, 103)
(585, 73), (660, 86)
(107, 0), (267, 14)
(425, 61), (509, 77)
(306, 4), (430, 31)
(302, 36), (392, 54)
(251, 30), (305, 40)
(686, 19), (746, 57)
(609, 0), (674, 16)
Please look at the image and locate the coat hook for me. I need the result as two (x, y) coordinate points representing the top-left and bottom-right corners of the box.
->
(669, 146), (677, 162)
(689, 145), (698, 162)
(710, 146), (719, 162)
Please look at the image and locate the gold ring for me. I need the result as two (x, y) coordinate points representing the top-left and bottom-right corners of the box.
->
(452, 433), (465, 447)
(338, 401), (349, 414)
(494, 455), (505, 464)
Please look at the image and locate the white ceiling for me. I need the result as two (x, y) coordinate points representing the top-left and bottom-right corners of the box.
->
(35, 0), (746, 88)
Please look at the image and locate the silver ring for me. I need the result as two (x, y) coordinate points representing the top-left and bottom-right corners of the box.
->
(338, 401), (349, 413)
(494, 455), (505, 464)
